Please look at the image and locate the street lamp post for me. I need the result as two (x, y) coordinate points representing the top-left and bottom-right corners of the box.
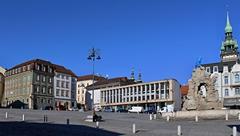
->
(87, 48), (101, 119)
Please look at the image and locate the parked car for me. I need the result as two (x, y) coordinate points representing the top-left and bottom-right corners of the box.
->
(128, 106), (144, 113)
(116, 108), (128, 113)
(144, 109), (157, 114)
(103, 108), (114, 112)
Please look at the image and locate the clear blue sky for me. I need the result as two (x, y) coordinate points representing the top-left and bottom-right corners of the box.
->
(0, 0), (240, 84)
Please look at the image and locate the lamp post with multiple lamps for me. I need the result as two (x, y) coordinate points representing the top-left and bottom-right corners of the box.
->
(87, 48), (101, 120)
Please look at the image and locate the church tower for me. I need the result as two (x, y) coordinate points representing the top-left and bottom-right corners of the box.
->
(220, 12), (239, 62)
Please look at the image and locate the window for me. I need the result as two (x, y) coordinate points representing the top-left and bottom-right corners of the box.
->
(36, 86), (40, 93)
(213, 66), (218, 72)
(62, 75), (65, 79)
(206, 67), (210, 73)
(49, 68), (53, 73)
(61, 90), (64, 97)
(66, 90), (69, 97)
(48, 88), (52, 94)
(57, 80), (60, 87)
(42, 66), (46, 72)
(236, 88), (240, 95)
(66, 82), (69, 89)
(235, 74), (240, 83)
(61, 81), (65, 88)
(225, 89), (229, 96)
(224, 76), (228, 85)
(56, 89), (60, 96)
(42, 87), (46, 94)
(49, 78), (52, 83)
(37, 65), (40, 70)
(66, 76), (69, 80)
(27, 65), (31, 70)
(37, 75), (40, 81)
(42, 76), (46, 82)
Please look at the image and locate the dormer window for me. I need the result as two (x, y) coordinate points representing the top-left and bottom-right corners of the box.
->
(213, 66), (218, 72)
(206, 67), (210, 73)
(37, 65), (40, 70)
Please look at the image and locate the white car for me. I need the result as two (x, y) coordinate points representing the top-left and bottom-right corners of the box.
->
(128, 106), (144, 113)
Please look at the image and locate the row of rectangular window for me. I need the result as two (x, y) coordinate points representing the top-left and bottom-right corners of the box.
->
(36, 75), (52, 83)
(56, 80), (69, 88)
(56, 74), (70, 80)
(5, 65), (31, 76)
(224, 74), (240, 85)
(56, 89), (70, 97)
(36, 64), (53, 73)
(224, 88), (240, 96)
(35, 86), (53, 94)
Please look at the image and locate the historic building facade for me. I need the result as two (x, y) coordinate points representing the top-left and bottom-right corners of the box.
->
(0, 67), (6, 106)
(53, 64), (77, 110)
(3, 59), (55, 109)
(202, 13), (240, 108)
(76, 75), (105, 110)
(100, 79), (181, 112)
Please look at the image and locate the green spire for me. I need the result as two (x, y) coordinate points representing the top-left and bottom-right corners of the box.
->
(225, 12), (232, 33)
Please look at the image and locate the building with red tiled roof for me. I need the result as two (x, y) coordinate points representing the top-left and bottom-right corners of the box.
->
(53, 64), (78, 111)
(76, 75), (106, 110)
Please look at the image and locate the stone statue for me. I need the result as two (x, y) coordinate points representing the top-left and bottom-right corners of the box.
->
(182, 67), (222, 111)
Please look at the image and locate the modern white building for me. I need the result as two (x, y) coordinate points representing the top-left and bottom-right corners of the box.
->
(202, 13), (240, 108)
(53, 64), (77, 110)
(100, 79), (181, 112)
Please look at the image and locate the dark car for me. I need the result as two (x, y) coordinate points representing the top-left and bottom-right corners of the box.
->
(116, 109), (128, 113)
(144, 109), (157, 114)
(103, 108), (114, 112)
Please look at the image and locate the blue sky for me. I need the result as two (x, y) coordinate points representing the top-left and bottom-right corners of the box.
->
(0, 0), (240, 84)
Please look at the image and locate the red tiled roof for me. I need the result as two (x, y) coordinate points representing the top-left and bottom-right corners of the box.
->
(77, 75), (106, 81)
(9, 59), (52, 70)
(181, 85), (189, 96)
(53, 64), (77, 78)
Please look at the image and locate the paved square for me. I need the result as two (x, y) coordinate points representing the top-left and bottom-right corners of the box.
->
(0, 109), (239, 136)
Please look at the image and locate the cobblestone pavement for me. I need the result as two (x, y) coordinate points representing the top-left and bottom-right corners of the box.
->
(0, 109), (239, 136)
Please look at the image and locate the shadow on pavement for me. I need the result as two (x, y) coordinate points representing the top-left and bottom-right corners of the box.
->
(228, 125), (240, 132)
(0, 121), (123, 136)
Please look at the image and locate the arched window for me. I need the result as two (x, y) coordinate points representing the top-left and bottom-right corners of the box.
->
(235, 74), (240, 83)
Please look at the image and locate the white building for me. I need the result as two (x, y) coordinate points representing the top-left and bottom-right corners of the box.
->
(202, 13), (240, 108)
(99, 79), (181, 112)
(76, 75), (105, 110)
(53, 64), (77, 110)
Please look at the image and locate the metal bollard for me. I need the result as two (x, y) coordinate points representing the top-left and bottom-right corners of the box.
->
(22, 114), (25, 121)
(195, 115), (198, 122)
(177, 125), (181, 136)
(5, 112), (8, 119)
(67, 119), (70, 125)
(233, 126), (237, 136)
(225, 113), (229, 121)
(44, 115), (48, 123)
(96, 121), (99, 128)
(132, 123), (136, 134)
(149, 114), (153, 120)
(167, 115), (170, 122)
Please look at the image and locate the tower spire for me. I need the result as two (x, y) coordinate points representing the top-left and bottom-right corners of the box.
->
(225, 11), (232, 33)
